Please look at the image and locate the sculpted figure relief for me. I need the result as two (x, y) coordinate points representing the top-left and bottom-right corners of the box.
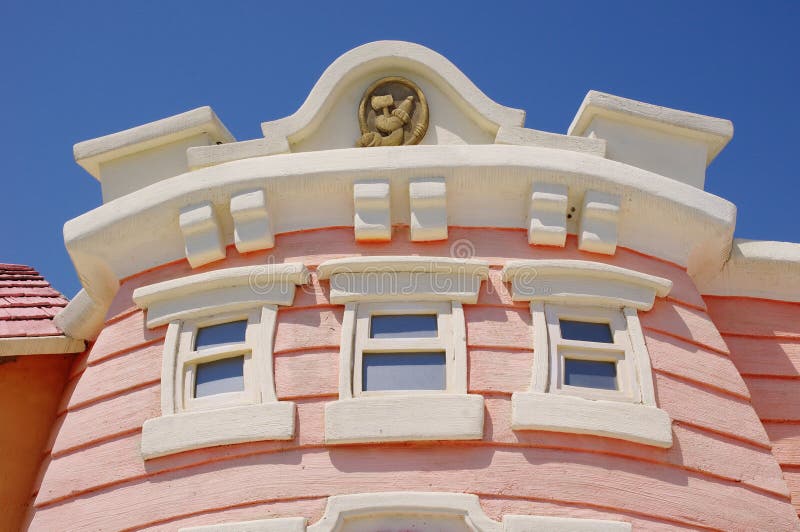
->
(357, 77), (429, 147)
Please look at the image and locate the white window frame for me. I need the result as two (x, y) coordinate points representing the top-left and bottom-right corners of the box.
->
(503, 259), (674, 448)
(545, 304), (639, 403)
(132, 263), (308, 459)
(316, 256), (488, 444)
(353, 301), (458, 397)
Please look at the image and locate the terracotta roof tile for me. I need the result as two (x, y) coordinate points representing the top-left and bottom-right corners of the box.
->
(0, 264), (70, 338)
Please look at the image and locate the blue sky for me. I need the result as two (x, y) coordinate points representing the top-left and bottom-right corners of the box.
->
(1, 2), (798, 297)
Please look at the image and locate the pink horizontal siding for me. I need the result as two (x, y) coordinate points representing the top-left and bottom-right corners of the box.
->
(28, 228), (798, 530)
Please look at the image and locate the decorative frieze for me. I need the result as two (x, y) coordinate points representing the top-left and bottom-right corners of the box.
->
(230, 189), (274, 253)
(409, 177), (447, 241)
(578, 190), (621, 255)
(527, 183), (568, 247)
(178, 202), (225, 268)
(353, 180), (391, 241)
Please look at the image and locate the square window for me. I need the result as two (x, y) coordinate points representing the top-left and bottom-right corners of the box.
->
(194, 320), (248, 349)
(194, 356), (245, 397)
(564, 358), (617, 390)
(559, 319), (613, 343)
(370, 314), (438, 338)
(362, 352), (446, 391)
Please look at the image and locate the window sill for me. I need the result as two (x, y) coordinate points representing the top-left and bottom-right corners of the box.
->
(141, 401), (295, 459)
(324, 394), (484, 444)
(511, 392), (672, 448)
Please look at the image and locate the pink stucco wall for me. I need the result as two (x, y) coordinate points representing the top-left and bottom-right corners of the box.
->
(26, 227), (800, 530)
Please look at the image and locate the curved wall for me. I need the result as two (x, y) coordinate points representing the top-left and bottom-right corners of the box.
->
(27, 228), (798, 531)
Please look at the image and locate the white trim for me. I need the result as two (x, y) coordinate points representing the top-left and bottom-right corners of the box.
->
(317, 256), (489, 305)
(502, 259), (672, 311)
(179, 492), (632, 532)
(231, 189), (275, 253)
(568, 90), (732, 164)
(179, 202), (226, 269)
(133, 263), (308, 328)
(140, 402), (295, 459)
(0, 335), (85, 357)
(74, 106), (235, 180)
(511, 391), (672, 448)
(409, 177), (447, 242)
(353, 179), (391, 242)
(527, 183), (568, 247)
(578, 190), (621, 255)
(324, 394), (484, 444)
(698, 238), (800, 303)
(495, 126), (607, 157)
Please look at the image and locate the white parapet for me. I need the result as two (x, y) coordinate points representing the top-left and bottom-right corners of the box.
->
(353, 179), (391, 242)
(179, 202), (226, 268)
(409, 177), (447, 241)
(230, 189), (274, 253)
(578, 190), (621, 255)
(527, 183), (568, 247)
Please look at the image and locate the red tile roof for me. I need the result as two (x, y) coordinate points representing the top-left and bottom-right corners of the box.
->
(0, 264), (68, 338)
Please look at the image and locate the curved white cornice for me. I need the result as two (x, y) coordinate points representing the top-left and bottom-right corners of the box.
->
(316, 256), (490, 279)
(698, 238), (800, 302)
(502, 259), (672, 310)
(60, 143), (734, 339)
(261, 40), (525, 147)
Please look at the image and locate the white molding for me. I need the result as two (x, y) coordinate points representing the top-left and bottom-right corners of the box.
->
(179, 202), (226, 268)
(337, 303), (357, 400)
(230, 189), (274, 253)
(140, 401), (295, 459)
(317, 256), (489, 305)
(258, 41), (525, 150)
(0, 335), (85, 357)
(53, 288), (112, 342)
(496, 126), (606, 157)
(529, 301), (549, 393)
(133, 263), (308, 328)
(527, 183), (568, 247)
(62, 143), (735, 340)
(353, 179), (391, 242)
(503, 515), (631, 532)
(324, 394), (485, 444)
(179, 493), (632, 532)
(512, 391), (672, 448)
(409, 177), (447, 241)
(181, 518), (307, 532)
(502, 259), (672, 311)
(568, 90), (732, 164)
(578, 190), (621, 255)
(698, 238), (800, 303)
(74, 106), (235, 180)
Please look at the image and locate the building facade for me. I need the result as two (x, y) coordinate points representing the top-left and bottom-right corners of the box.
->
(3, 41), (800, 530)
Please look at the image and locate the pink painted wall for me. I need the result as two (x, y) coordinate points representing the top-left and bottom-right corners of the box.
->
(705, 295), (800, 519)
(26, 228), (800, 530)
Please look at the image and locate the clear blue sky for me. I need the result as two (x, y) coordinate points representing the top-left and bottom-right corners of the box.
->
(1, 2), (798, 297)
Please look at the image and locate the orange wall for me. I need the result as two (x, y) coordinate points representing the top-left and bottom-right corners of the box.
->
(26, 228), (800, 530)
(705, 295), (800, 518)
(0, 353), (73, 532)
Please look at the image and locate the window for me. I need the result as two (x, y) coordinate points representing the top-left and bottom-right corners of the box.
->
(546, 305), (639, 403)
(316, 255), (490, 445)
(132, 263), (309, 459)
(502, 259), (674, 448)
(354, 303), (453, 395)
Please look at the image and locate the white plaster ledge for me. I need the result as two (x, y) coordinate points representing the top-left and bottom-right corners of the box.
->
(141, 402), (295, 460)
(0, 335), (85, 357)
(699, 238), (800, 303)
(496, 126), (606, 157)
(317, 256), (489, 304)
(502, 259), (672, 310)
(325, 394), (484, 444)
(133, 263), (309, 328)
(569, 90), (732, 164)
(512, 392), (673, 448)
(75, 106), (235, 179)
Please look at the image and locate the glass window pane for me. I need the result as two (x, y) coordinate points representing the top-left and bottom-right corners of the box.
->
(194, 356), (245, 397)
(564, 359), (617, 390)
(370, 314), (438, 338)
(363, 352), (446, 391)
(195, 320), (248, 349)
(559, 319), (613, 343)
